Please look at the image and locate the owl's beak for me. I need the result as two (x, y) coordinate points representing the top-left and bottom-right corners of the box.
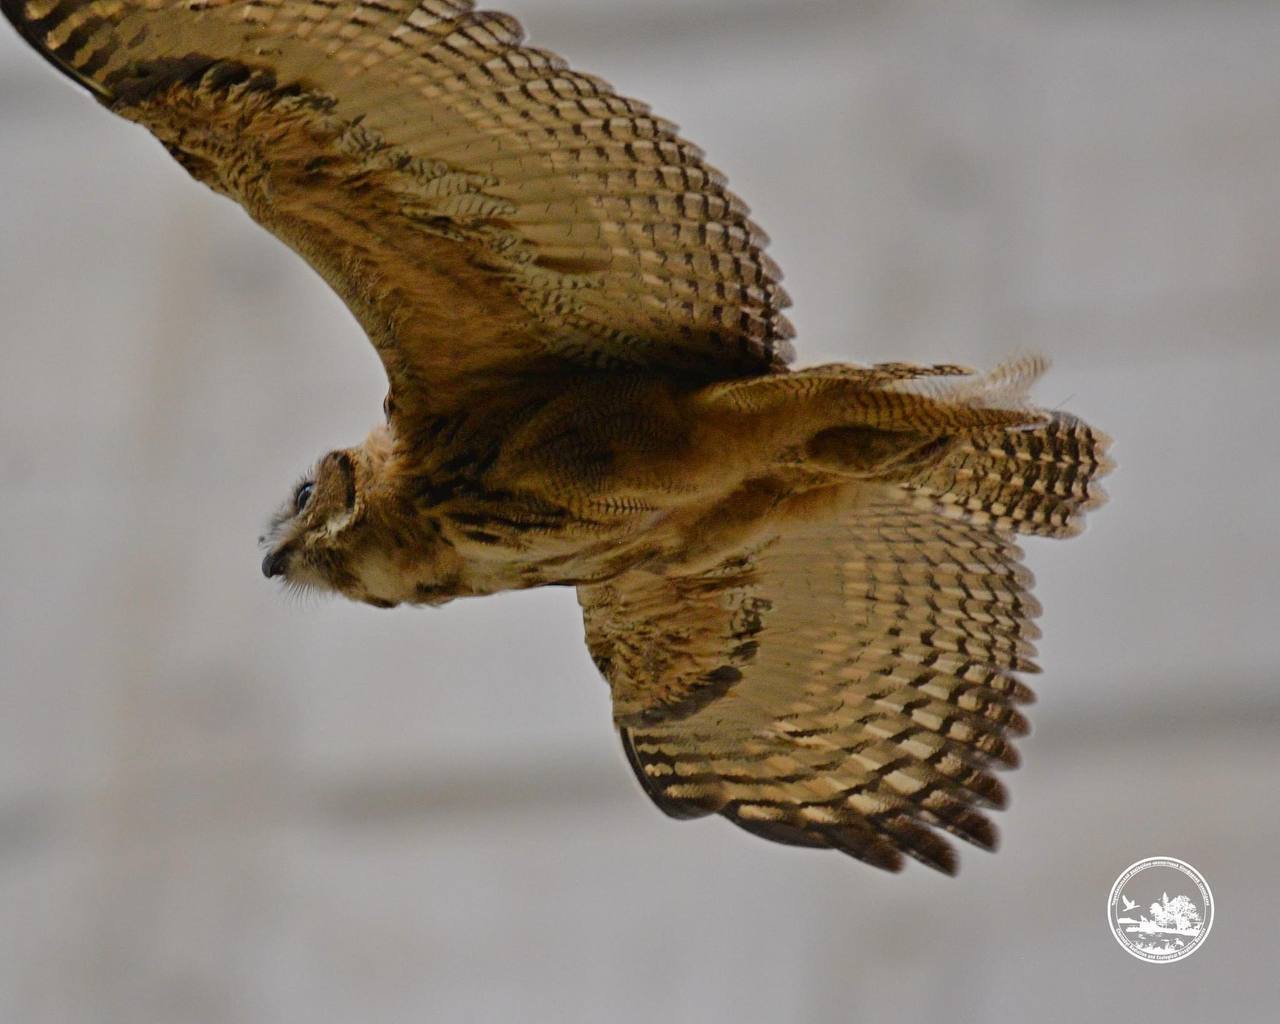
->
(261, 549), (288, 578)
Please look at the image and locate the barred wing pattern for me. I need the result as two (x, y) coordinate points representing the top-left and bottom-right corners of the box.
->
(580, 498), (1044, 874)
(3, 0), (793, 416)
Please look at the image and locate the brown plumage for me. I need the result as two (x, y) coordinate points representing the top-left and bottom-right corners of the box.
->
(4, 0), (1112, 873)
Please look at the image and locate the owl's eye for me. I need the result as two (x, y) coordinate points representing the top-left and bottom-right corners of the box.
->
(294, 481), (315, 514)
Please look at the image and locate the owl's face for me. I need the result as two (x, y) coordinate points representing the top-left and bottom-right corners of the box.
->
(260, 425), (460, 608)
(260, 446), (367, 598)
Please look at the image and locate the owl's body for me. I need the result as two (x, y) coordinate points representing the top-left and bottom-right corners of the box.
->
(4, 0), (1111, 874)
(280, 361), (1078, 608)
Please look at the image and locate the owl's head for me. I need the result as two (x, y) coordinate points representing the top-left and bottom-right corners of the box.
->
(259, 425), (400, 606)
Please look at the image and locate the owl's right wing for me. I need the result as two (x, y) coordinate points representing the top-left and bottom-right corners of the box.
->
(3, 0), (793, 420)
(579, 498), (1049, 875)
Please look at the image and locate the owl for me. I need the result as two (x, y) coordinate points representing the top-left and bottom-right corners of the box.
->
(4, 0), (1111, 874)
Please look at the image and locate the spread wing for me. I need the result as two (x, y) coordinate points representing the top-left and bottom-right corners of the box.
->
(579, 498), (1044, 874)
(3, 0), (794, 418)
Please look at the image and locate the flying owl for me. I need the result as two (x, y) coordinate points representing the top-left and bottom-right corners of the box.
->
(4, 0), (1111, 874)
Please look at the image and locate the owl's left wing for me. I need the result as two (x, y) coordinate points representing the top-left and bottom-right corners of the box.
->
(578, 498), (1044, 874)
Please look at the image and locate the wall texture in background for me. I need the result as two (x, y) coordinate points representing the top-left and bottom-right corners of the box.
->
(1, 2), (1277, 1022)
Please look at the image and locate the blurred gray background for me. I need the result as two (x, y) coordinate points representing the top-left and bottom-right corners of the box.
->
(1, 1), (1277, 1022)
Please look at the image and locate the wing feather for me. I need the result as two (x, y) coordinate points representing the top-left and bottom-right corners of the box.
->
(580, 497), (1046, 874)
(2, 0), (794, 418)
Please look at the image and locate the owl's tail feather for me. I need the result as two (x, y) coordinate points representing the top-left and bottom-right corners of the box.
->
(900, 412), (1113, 539)
(874, 357), (1113, 537)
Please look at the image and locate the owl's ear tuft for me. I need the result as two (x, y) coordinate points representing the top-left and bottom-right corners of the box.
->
(323, 451), (358, 512)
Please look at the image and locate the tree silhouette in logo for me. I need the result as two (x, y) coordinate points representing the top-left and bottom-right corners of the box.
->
(1141, 892), (1202, 936)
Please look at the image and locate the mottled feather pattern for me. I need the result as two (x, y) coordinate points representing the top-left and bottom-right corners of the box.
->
(587, 499), (1051, 875)
(583, 552), (771, 727)
(4, 0), (1113, 874)
(906, 413), (1113, 538)
(2, 0), (793, 415)
(581, 358), (1110, 872)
